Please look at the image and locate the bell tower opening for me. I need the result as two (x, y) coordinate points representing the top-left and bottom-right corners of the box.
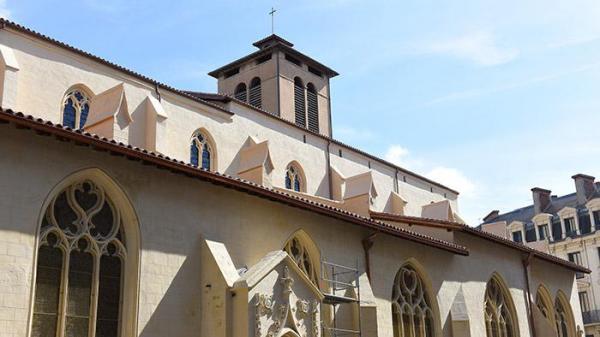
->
(208, 34), (338, 137)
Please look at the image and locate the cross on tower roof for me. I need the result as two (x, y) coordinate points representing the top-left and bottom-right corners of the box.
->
(269, 7), (277, 34)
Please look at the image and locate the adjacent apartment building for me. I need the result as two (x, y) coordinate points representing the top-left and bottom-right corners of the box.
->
(481, 173), (600, 337)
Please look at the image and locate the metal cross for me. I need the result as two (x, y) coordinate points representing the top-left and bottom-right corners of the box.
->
(269, 7), (277, 34)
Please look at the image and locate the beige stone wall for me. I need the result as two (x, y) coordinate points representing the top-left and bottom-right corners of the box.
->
(0, 124), (582, 337)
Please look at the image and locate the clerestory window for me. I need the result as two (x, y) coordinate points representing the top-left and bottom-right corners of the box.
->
(190, 131), (213, 170)
(62, 89), (91, 129)
(285, 164), (304, 192)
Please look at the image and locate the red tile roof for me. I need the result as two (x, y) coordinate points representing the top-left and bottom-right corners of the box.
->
(370, 211), (590, 273)
(0, 108), (468, 256)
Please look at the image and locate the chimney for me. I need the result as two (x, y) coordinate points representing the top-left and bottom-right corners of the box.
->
(531, 187), (552, 214)
(572, 174), (596, 205)
(483, 210), (500, 223)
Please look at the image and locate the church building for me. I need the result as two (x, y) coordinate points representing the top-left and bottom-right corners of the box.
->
(0, 19), (589, 337)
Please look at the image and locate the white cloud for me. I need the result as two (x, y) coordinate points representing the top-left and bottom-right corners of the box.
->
(427, 31), (519, 66)
(0, 0), (10, 18)
(335, 125), (376, 142)
(426, 167), (476, 197)
(384, 145), (410, 166)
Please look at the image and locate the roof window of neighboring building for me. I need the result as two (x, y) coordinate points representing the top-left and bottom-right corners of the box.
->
(593, 210), (600, 228)
(578, 209), (592, 235)
(564, 217), (576, 238)
(552, 217), (562, 241)
(285, 53), (302, 66)
(538, 224), (548, 241)
(512, 231), (523, 243)
(525, 225), (536, 242)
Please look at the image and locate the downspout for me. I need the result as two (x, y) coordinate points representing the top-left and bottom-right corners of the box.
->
(154, 83), (161, 102)
(326, 140), (333, 199)
(394, 168), (399, 194)
(522, 253), (537, 337)
(275, 49), (281, 117)
(362, 232), (378, 282)
(326, 76), (333, 137)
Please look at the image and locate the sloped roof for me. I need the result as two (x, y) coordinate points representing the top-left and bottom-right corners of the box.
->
(369, 211), (590, 273)
(483, 192), (582, 225)
(0, 108), (468, 256)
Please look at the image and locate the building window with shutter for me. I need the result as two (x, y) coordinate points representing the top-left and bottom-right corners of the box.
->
(248, 77), (262, 108)
(306, 83), (319, 133)
(512, 231), (523, 243)
(294, 77), (306, 128)
(538, 224), (549, 240)
(564, 217), (576, 237)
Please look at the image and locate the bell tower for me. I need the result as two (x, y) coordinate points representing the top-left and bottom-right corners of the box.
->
(208, 35), (338, 137)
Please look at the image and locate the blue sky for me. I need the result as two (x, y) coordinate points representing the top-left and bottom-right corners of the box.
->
(6, 0), (600, 225)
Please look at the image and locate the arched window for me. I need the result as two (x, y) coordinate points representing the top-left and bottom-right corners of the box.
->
(535, 286), (554, 323)
(249, 77), (262, 108)
(484, 275), (518, 337)
(285, 164), (304, 192)
(62, 88), (91, 129)
(234, 83), (247, 102)
(306, 83), (319, 133)
(31, 179), (127, 337)
(391, 264), (436, 337)
(294, 77), (306, 128)
(555, 292), (576, 337)
(190, 131), (213, 170)
(283, 232), (319, 287)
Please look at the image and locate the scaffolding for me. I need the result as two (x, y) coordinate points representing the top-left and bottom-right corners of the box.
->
(321, 260), (362, 337)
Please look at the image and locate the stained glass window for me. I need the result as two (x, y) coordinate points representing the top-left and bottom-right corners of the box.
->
(62, 89), (91, 129)
(392, 265), (435, 337)
(31, 180), (126, 337)
(285, 165), (303, 192)
(284, 236), (319, 286)
(190, 132), (213, 170)
(555, 296), (575, 337)
(484, 276), (517, 337)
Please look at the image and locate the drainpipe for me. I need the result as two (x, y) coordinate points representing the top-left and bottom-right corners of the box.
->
(522, 253), (536, 337)
(154, 83), (161, 102)
(275, 49), (281, 117)
(326, 77), (333, 137)
(362, 232), (378, 282)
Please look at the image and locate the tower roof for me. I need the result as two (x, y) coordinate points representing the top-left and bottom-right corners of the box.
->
(208, 34), (339, 78)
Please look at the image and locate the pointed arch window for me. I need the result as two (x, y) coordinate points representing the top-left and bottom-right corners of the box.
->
(284, 236), (319, 286)
(555, 295), (575, 337)
(294, 77), (306, 128)
(249, 77), (262, 108)
(306, 83), (319, 133)
(535, 287), (553, 323)
(190, 131), (213, 170)
(285, 164), (304, 192)
(391, 265), (436, 337)
(234, 83), (247, 102)
(32, 180), (126, 337)
(484, 276), (517, 337)
(62, 89), (91, 129)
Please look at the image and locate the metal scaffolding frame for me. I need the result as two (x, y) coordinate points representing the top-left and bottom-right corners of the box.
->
(321, 259), (362, 337)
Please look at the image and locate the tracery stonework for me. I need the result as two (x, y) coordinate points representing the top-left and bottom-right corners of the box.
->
(284, 238), (319, 286)
(392, 266), (434, 337)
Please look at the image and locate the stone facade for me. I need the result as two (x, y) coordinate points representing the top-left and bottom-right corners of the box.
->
(0, 19), (588, 337)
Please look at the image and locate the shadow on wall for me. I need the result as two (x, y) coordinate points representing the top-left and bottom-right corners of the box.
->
(139, 237), (203, 337)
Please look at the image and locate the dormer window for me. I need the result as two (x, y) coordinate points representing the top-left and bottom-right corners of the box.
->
(512, 231), (523, 243)
(538, 224), (548, 240)
(564, 217), (576, 237)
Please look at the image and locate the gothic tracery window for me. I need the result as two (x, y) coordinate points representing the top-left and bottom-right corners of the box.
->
(62, 89), (91, 129)
(285, 164), (303, 192)
(284, 236), (319, 286)
(484, 276), (517, 337)
(32, 180), (126, 337)
(555, 296), (575, 337)
(391, 265), (435, 337)
(535, 288), (552, 322)
(190, 131), (213, 170)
